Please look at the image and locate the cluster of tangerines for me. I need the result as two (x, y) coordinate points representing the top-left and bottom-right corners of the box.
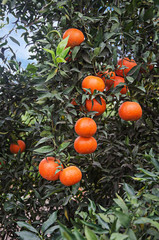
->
(64, 28), (143, 122)
(74, 117), (97, 154)
(8, 28), (144, 187)
(9, 140), (82, 186)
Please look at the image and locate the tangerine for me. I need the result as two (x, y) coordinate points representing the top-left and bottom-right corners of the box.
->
(63, 28), (84, 48)
(82, 75), (105, 94)
(148, 64), (154, 71)
(113, 76), (128, 94)
(10, 140), (26, 154)
(74, 136), (97, 154)
(59, 166), (82, 186)
(118, 101), (142, 121)
(75, 117), (97, 137)
(140, 63), (154, 73)
(85, 97), (106, 116)
(71, 98), (78, 106)
(97, 70), (116, 89)
(116, 58), (137, 77)
(39, 157), (63, 181)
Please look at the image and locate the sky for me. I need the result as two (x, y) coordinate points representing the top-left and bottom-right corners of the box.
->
(0, 13), (35, 69)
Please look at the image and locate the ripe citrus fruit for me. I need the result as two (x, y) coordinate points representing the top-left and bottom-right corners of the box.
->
(141, 63), (154, 73)
(63, 28), (84, 48)
(71, 98), (85, 112)
(97, 70), (116, 90)
(85, 97), (106, 116)
(10, 140), (26, 154)
(71, 98), (78, 106)
(82, 75), (105, 94)
(39, 157), (63, 181)
(148, 64), (154, 71)
(74, 136), (97, 154)
(113, 76), (128, 94)
(59, 166), (82, 186)
(116, 58), (137, 77)
(118, 101), (142, 121)
(75, 117), (97, 137)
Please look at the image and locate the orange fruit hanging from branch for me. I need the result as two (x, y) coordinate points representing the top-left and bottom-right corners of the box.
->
(59, 166), (82, 186)
(75, 117), (97, 137)
(74, 136), (97, 154)
(39, 157), (63, 181)
(82, 75), (105, 94)
(113, 76), (128, 94)
(118, 101), (142, 121)
(85, 97), (106, 116)
(10, 140), (26, 154)
(63, 28), (84, 48)
(116, 58), (137, 77)
(97, 70), (116, 90)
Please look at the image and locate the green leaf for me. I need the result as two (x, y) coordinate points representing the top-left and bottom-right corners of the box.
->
(123, 183), (135, 197)
(137, 86), (146, 92)
(15, 231), (40, 240)
(132, 145), (138, 157)
(35, 136), (54, 147)
(58, 221), (74, 239)
(9, 36), (20, 46)
(44, 225), (59, 236)
(104, 32), (116, 41)
(95, 214), (109, 230)
(138, 168), (157, 177)
(126, 76), (134, 83)
(2, 0), (9, 4)
(34, 146), (53, 154)
(67, 114), (73, 124)
(134, 217), (159, 231)
(26, 64), (37, 73)
(127, 229), (137, 240)
(151, 157), (159, 172)
(56, 56), (66, 64)
(4, 201), (16, 211)
(60, 47), (70, 59)
(113, 48), (117, 66)
(88, 199), (96, 213)
(57, 141), (70, 152)
(17, 222), (38, 234)
(46, 69), (58, 82)
(98, 213), (116, 223)
(144, 6), (154, 21)
(114, 194), (128, 214)
(93, 47), (101, 57)
(72, 46), (80, 60)
(63, 195), (72, 206)
(42, 211), (58, 233)
(113, 6), (122, 15)
(109, 16), (119, 23)
(110, 233), (128, 240)
(80, 220), (107, 233)
(56, 37), (69, 56)
(47, 30), (61, 38)
(143, 194), (159, 202)
(43, 48), (56, 64)
(127, 64), (141, 79)
(73, 228), (86, 240)
(114, 211), (130, 228)
(85, 226), (98, 240)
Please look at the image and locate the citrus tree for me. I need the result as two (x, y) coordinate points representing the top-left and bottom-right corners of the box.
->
(0, 0), (159, 239)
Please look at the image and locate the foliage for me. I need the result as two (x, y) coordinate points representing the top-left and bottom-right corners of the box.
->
(0, 0), (158, 239)
(15, 154), (159, 239)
